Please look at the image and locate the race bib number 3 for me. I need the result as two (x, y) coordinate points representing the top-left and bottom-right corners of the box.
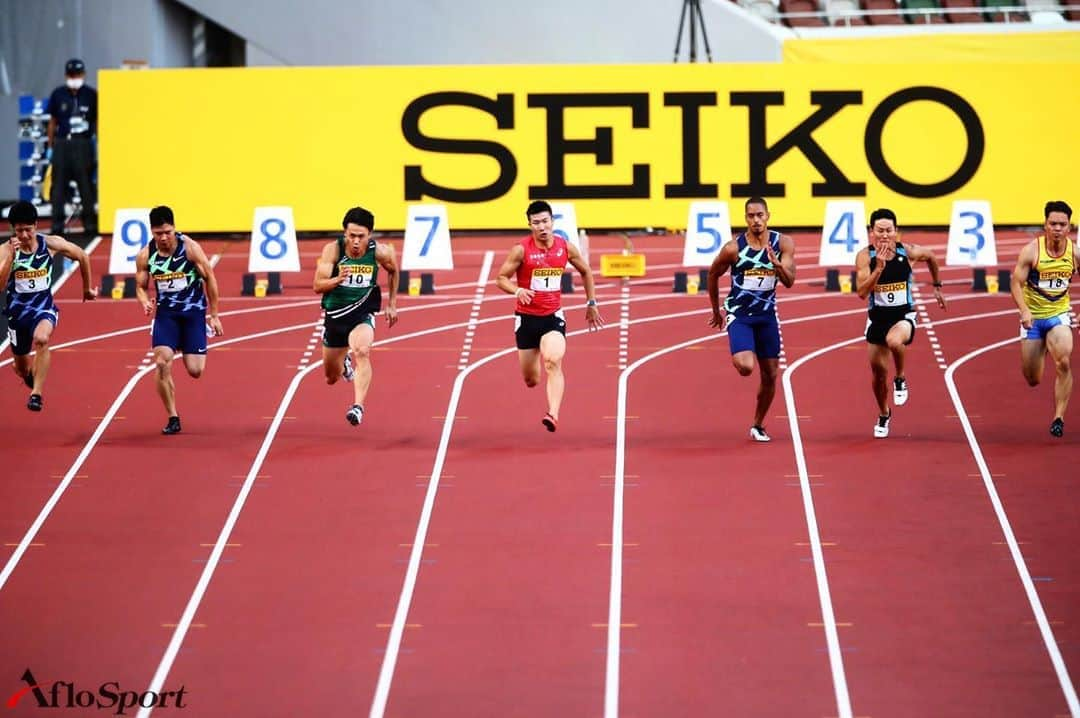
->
(874, 281), (908, 307)
(13, 268), (49, 293)
(530, 267), (563, 292)
(742, 269), (776, 292)
(154, 272), (189, 293)
(341, 265), (374, 288)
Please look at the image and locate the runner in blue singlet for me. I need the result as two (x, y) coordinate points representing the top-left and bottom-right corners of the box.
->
(1, 200), (96, 411)
(708, 197), (796, 443)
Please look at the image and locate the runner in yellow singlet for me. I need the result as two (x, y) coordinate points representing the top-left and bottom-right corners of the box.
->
(1010, 200), (1077, 438)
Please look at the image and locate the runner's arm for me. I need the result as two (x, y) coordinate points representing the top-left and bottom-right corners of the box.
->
(313, 241), (345, 294)
(45, 234), (96, 299)
(772, 234), (796, 288)
(376, 242), (398, 328)
(907, 243), (945, 310)
(567, 242), (603, 329)
(0, 241), (13, 288)
(186, 238), (221, 323)
(707, 240), (737, 317)
(1010, 241), (1036, 328)
(854, 248), (882, 299)
(134, 246), (153, 316)
(495, 245), (527, 299)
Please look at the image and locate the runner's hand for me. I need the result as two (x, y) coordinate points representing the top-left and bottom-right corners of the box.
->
(515, 287), (535, 305)
(207, 316), (224, 336)
(1019, 309), (1033, 330)
(83, 287), (98, 301)
(708, 310), (725, 329)
(385, 304), (398, 328)
(141, 298), (155, 317)
(586, 305), (604, 331)
(765, 243), (779, 265)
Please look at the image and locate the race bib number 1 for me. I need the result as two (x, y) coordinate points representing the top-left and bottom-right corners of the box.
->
(530, 267), (563, 291)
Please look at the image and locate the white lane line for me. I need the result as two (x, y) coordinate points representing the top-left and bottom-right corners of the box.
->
(0, 319), (317, 593)
(0, 236), (104, 356)
(375, 298), (757, 718)
(770, 305), (1034, 718)
(605, 304), (871, 718)
(912, 284), (947, 370)
(0, 299), (319, 370)
(945, 339), (1079, 718)
(457, 251), (494, 370)
(138, 314), (497, 717)
(618, 281), (631, 370)
(781, 336), (859, 718)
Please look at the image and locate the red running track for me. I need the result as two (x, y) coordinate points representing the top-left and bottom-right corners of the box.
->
(0, 232), (1076, 718)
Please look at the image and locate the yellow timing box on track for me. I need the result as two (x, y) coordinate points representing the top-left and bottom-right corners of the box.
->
(600, 254), (646, 278)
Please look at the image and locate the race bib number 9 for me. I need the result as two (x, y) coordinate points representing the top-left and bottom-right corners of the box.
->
(874, 281), (908, 307)
(155, 272), (189, 293)
(341, 265), (374, 288)
(742, 269), (776, 292)
(530, 267), (563, 292)
(13, 268), (49, 294)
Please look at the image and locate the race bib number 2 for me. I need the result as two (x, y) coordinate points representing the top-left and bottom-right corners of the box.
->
(530, 267), (563, 292)
(154, 272), (189, 293)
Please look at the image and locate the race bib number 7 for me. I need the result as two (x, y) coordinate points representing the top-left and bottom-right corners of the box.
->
(742, 269), (776, 292)
(530, 267), (562, 292)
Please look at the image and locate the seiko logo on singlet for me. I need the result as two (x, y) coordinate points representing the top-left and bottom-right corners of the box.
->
(1040, 270), (1072, 280)
(13, 269), (48, 280)
(876, 281), (906, 293)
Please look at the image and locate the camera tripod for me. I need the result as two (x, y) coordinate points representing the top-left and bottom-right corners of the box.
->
(674, 0), (714, 63)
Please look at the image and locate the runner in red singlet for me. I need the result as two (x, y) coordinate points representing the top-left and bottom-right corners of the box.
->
(495, 200), (604, 432)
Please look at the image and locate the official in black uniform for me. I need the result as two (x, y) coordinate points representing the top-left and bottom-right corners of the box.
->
(45, 58), (98, 238)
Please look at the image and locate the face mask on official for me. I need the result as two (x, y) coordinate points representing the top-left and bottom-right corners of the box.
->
(66, 77), (84, 90)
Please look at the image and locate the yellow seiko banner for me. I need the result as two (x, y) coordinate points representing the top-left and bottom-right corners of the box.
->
(100, 62), (1077, 232)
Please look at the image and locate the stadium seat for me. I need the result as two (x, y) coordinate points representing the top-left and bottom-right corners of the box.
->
(827, 0), (870, 23)
(861, 0), (907, 23)
(901, 0), (948, 21)
(743, 0), (781, 21)
(942, 0), (987, 21)
(780, 0), (828, 25)
(980, 0), (1028, 21)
